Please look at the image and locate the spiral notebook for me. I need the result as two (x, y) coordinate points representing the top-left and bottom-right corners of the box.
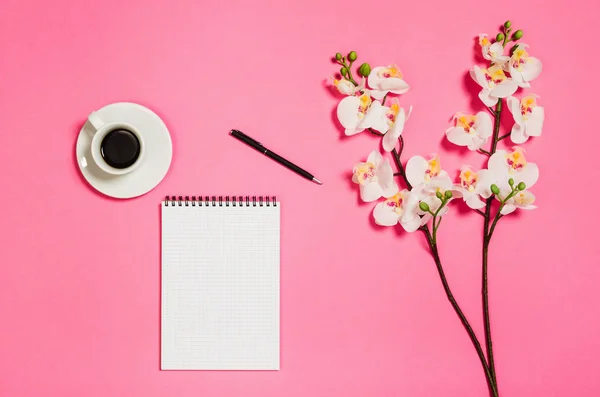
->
(161, 195), (280, 370)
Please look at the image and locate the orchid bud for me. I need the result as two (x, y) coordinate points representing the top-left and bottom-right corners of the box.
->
(419, 202), (430, 212)
(335, 52), (343, 61)
(490, 184), (500, 195)
(340, 67), (348, 76)
(518, 182), (526, 191)
(358, 62), (371, 77)
(444, 190), (453, 200)
(504, 20), (512, 29)
(496, 33), (505, 42)
(508, 178), (514, 186)
(347, 51), (357, 62)
(512, 30), (523, 40)
(436, 191), (443, 199)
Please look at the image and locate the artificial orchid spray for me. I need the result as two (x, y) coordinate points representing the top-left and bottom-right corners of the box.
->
(328, 21), (543, 396)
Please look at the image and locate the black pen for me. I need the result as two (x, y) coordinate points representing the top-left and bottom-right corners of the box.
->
(229, 129), (322, 185)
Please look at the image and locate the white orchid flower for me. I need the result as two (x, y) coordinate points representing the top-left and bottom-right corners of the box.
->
(368, 98), (412, 151)
(405, 154), (452, 193)
(453, 166), (494, 210)
(367, 65), (410, 100)
(478, 34), (510, 64)
(373, 189), (422, 232)
(485, 147), (539, 197)
(508, 44), (542, 88)
(500, 189), (537, 215)
(507, 94), (544, 144)
(352, 150), (399, 202)
(337, 92), (386, 136)
(331, 76), (363, 95)
(404, 155), (454, 225)
(414, 176), (454, 225)
(470, 64), (518, 106)
(445, 111), (493, 151)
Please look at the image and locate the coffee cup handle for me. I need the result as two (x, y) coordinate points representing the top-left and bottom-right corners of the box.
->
(83, 112), (104, 136)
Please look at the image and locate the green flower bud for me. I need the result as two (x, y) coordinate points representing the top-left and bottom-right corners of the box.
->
(436, 191), (443, 199)
(496, 33), (505, 42)
(358, 62), (371, 77)
(512, 30), (523, 40)
(347, 51), (357, 62)
(419, 202), (430, 212)
(444, 190), (453, 200)
(490, 184), (500, 195)
(508, 178), (514, 186)
(518, 182), (526, 191)
(335, 52), (343, 61)
(340, 67), (348, 76)
(504, 20), (512, 29)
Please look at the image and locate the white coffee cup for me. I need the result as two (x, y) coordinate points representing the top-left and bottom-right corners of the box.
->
(83, 112), (145, 176)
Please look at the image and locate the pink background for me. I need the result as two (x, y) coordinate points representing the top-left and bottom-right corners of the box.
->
(1, 0), (598, 396)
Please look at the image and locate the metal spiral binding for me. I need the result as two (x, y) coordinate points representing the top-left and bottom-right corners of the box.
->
(164, 195), (277, 207)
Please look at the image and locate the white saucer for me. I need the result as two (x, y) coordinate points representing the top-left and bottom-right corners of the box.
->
(76, 102), (173, 199)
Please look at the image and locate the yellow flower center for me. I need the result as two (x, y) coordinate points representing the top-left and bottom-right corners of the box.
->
(514, 191), (535, 206)
(354, 162), (376, 185)
(425, 155), (441, 180)
(378, 65), (402, 79)
(385, 192), (405, 215)
(505, 148), (527, 172)
(483, 65), (508, 87)
(479, 36), (491, 47)
(520, 95), (537, 120)
(386, 103), (400, 127)
(457, 114), (477, 134)
(357, 93), (372, 118)
(511, 47), (529, 70)
(460, 167), (478, 192)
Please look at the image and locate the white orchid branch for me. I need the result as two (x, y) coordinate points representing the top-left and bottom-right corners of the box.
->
(328, 19), (542, 397)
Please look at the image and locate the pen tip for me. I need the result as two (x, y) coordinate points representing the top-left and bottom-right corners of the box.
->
(312, 178), (323, 185)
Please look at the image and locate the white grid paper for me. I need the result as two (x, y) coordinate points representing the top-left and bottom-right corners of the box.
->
(161, 201), (280, 370)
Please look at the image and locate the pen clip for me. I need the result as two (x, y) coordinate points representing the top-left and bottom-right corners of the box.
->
(230, 129), (263, 147)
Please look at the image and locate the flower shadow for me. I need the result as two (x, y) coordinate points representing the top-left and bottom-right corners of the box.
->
(462, 71), (483, 112)
(365, 205), (410, 239)
(340, 170), (366, 207)
(440, 131), (471, 157)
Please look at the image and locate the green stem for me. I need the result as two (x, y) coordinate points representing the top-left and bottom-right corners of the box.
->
(336, 59), (359, 86)
(421, 226), (499, 397)
(498, 133), (510, 141)
(346, 62), (358, 86)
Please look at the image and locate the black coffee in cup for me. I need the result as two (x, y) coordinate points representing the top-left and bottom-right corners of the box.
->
(100, 128), (141, 169)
